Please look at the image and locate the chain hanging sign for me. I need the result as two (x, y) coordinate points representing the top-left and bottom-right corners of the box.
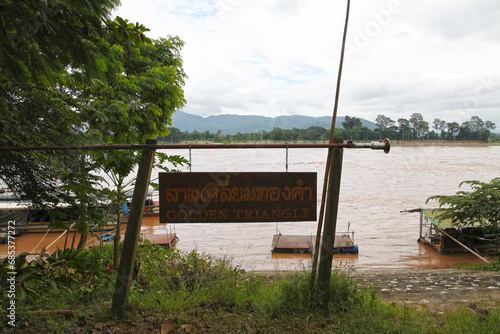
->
(159, 172), (317, 223)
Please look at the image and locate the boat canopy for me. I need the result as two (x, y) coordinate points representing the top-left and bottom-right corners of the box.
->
(0, 210), (29, 226)
(422, 209), (482, 230)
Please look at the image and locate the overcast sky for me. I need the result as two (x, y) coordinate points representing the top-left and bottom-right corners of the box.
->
(114, 0), (500, 128)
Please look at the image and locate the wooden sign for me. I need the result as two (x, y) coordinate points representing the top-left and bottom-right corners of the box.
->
(159, 172), (316, 223)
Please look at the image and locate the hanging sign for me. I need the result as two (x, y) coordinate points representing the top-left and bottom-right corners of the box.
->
(159, 172), (316, 223)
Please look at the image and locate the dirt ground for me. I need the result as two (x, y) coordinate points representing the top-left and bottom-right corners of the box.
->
(350, 268), (500, 312)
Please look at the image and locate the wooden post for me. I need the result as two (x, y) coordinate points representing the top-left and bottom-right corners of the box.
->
(317, 144), (343, 305)
(111, 140), (156, 317)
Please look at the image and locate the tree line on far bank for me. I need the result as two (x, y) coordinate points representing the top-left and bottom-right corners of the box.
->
(161, 113), (497, 143)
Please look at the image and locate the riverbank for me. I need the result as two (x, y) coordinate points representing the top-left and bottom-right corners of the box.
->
(352, 268), (500, 312)
(252, 267), (500, 312)
(391, 140), (500, 147)
(3, 246), (499, 334)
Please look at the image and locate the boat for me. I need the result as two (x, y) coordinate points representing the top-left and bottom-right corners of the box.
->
(405, 208), (500, 254)
(0, 186), (30, 239)
(0, 184), (177, 255)
(122, 193), (160, 219)
(0, 184), (115, 233)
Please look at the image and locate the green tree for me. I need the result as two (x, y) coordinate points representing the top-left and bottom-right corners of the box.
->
(466, 116), (495, 142)
(409, 113), (424, 139)
(353, 126), (374, 140)
(374, 115), (395, 140)
(97, 150), (139, 264)
(427, 178), (500, 231)
(60, 19), (185, 249)
(0, 0), (120, 206)
(375, 115), (395, 130)
(342, 116), (362, 130)
(397, 118), (410, 140)
(446, 122), (460, 142)
(269, 127), (285, 141)
(161, 127), (183, 143)
(421, 120), (429, 140)
(0, 2), (187, 254)
(485, 121), (497, 141)
(303, 126), (329, 141)
(432, 118), (447, 139)
(457, 121), (472, 140)
(469, 116), (485, 141)
(0, 0), (119, 87)
(74, 33), (186, 144)
(86, 22), (186, 256)
(341, 116), (362, 140)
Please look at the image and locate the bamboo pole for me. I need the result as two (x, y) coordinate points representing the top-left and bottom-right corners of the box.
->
(311, 0), (351, 286)
(439, 229), (490, 263)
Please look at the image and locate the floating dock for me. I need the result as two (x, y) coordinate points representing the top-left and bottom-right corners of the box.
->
(271, 235), (313, 254)
(139, 233), (178, 249)
(271, 233), (358, 254)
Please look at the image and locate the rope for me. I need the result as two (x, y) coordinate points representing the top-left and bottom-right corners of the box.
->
(45, 222), (76, 252)
(30, 227), (52, 253)
(189, 144), (192, 172)
(285, 142), (289, 172)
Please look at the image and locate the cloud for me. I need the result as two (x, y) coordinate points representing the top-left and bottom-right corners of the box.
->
(114, 0), (500, 127)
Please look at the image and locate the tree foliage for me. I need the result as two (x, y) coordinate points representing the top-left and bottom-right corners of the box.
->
(427, 178), (500, 230)
(0, 2), (187, 254)
(0, 1), (186, 208)
(0, 0), (120, 86)
(341, 116), (362, 130)
(0, 0), (118, 203)
(77, 36), (186, 144)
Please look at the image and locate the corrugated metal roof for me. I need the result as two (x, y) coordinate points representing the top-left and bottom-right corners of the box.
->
(422, 209), (452, 229)
(422, 209), (482, 229)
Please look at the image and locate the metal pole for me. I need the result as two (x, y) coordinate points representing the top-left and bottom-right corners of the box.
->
(317, 146), (343, 305)
(111, 140), (156, 317)
(0, 141), (389, 151)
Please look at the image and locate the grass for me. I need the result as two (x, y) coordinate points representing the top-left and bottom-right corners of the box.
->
(1, 245), (499, 333)
(454, 254), (500, 272)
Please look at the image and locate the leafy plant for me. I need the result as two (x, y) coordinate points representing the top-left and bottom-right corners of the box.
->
(136, 246), (236, 292)
(149, 152), (189, 191)
(427, 177), (500, 230)
(0, 247), (113, 302)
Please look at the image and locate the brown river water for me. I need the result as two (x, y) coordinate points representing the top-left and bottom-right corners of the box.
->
(2, 145), (499, 271)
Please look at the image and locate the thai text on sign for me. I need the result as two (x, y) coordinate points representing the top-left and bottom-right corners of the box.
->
(159, 172), (317, 223)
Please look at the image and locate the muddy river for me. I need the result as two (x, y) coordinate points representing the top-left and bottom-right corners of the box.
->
(2, 145), (499, 271)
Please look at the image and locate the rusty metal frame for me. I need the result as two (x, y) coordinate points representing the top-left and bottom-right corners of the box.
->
(0, 139), (390, 153)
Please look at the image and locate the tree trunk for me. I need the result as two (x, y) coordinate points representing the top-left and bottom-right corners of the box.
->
(113, 208), (121, 266)
(77, 224), (88, 250)
(76, 204), (88, 250)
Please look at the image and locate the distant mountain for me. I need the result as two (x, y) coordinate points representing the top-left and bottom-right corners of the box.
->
(171, 111), (376, 135)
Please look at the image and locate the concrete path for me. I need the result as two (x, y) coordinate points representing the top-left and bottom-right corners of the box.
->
(351, 268), (500, 312)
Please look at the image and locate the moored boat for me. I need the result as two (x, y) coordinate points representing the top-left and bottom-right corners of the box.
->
(405, 208), (500, 254)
